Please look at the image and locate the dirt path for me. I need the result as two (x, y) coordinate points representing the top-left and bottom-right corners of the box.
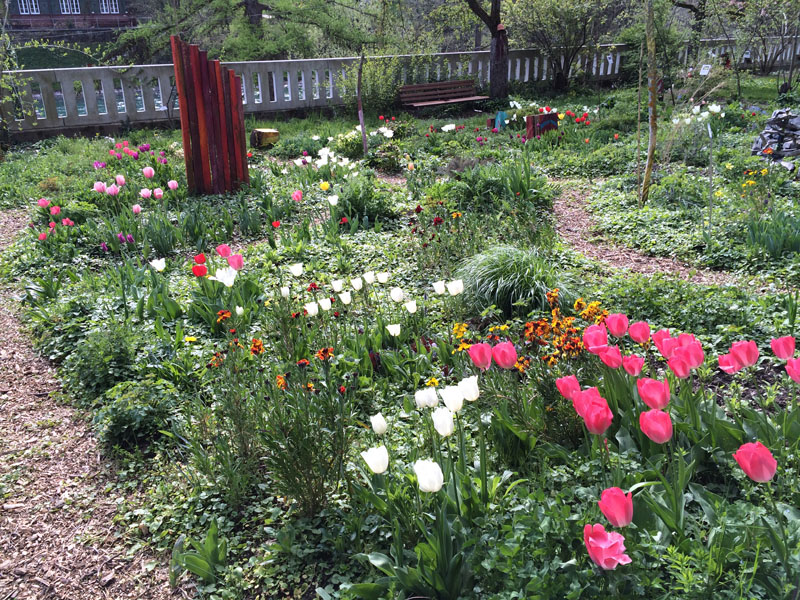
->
(0, 209), (180, 599)
(553, 180), (737, 287)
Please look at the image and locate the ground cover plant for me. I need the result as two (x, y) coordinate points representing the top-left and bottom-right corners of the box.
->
(1, 78), (799, 600)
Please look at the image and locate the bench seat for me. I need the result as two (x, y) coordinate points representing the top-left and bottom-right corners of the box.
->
(399, 80), (487, 108)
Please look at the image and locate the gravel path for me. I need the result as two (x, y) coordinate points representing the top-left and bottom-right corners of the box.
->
(0, 209), (181, 599)
(553, 179), (738, 287)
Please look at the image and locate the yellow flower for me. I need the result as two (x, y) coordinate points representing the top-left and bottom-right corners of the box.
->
(425, 377), (439, 387)
(746, 180), (756, 186)
(558, 113), (565, 120)
(725, 163), (733, 170)
(320, 181), (330, 191)
(452, 340), (472, 354)
(184, 336), (197, 342)
(760, 168), (768, 176)
(451, 211), (462, 219)
(714, 190), (724, 198)
(452, 322), (468, 338)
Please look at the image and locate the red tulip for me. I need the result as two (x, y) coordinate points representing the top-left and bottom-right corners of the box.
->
(584, 524), (631, 570)
(556, 375), (581, 400)
(637, 378), (670, 409)
(583, 324), (608, 355)
(227, 254), (244, 271)
(492, 341), (518, 369)
(718, 353), (742, 374)
(629, 321), (651, 344)
(771, 336), (795, 359)
(194, 253), (206, 264)
(605, 313), (629, 337)
(468, 343), (492, 370)
(623, 355), (644, 376)
(733, 441), (777, 482)
(599, 345), (623, 368)
(215, 243), (232, 258)
(668, 356), (690, 379)
(730, 340), (758, 368)
(639, 409), (673, 443)
(598, 487), (633, 527)
(614, 133), (620, 140)
(786, 358), (800, 383)
(192, 264), (208, 277)
(272, 220), (281, 228)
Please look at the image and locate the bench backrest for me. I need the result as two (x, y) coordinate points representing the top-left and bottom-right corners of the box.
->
(399, 79), (477, 104)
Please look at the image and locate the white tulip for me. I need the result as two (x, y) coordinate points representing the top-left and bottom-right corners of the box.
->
(370, 413), (388, 435)
(332, 279), (344, 292)
(328, 195), (339, 206)
(709, 103), (721, 114)
(361, 446), (389, 474)
(414, 387), (439, 409)
(149, 258), (166, 272)
(458, 375), (480, 402)
(235, 306), (244, 316)
(289, 263), (304, 277)
(441, 123), (456, 132)
(280, 286), (290, 298)
(692, 105), (700, 115)
(386, 324), (401, 337)
(319, 297), (332, 311)
(433, 280), (446, 295)
(432, 406), (455, 437)
(439, 386), (464, 413)
(672, 118), (680, 125)
(376, 272), (389, 284)
(684, 117), (692, 125)
(414, 459), (444, 493)
(390, 287), (404, 302)
(351, 277), (363, 291)
(338, 291), (352, 305)
(446, 279), (464, 296)
(363, 271), (375, 284)
(304, 301), (319, 316)
(209, 267), (237, 287)
(404, 300), (417, 314)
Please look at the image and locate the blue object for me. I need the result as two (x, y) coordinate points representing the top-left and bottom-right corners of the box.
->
(495, 111), (508, 130)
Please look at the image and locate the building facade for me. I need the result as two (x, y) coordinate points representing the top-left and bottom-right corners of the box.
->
(9, 0), (136, 34)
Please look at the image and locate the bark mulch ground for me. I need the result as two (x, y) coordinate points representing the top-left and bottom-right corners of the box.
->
(553, 180), (737, 287)
(0, 209), (184, 599)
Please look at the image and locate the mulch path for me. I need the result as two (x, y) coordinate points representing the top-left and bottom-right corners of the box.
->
(553, 180), (737, 287)
(0, 209), (183, 599)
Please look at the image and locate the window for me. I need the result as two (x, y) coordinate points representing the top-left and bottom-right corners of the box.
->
(18, 0), (40, 14)
(59, 0), (81, 14)
(99, 0), (119, 13)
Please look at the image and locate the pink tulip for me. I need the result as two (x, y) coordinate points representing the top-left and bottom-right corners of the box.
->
(730, 340), (759, 368)
(216, 244), (232, 258)
(629, 321), (651, 344)
(771, 336), (795, 359)
(153, 188), (164, 199)
(168, 180), (179, 190)
(106, 184), (120, 196)
(605, 314), (629, 337)
(668, 356), (690, 379)
(655, 334), (679, 359)
(672, 341), (704, 369)
(652, 328), (671, 347)
(584, 524), (631, 570)
(639, 409), (673, 443)
(492, 341), (518, 369)
(226, 254), (244, 271)
(556, 375), (581, 400)
(786, 358), (800, 383)
(599, 345), (622, 368)
(140, 188), (152, 199)
(733, 441), (777, 482)
(598, 487), (633, 527)
(622, 355), (644, 376)
(580, 392), (613, 435)
(468, 343), (493, 370)
(637, 378), (670, 410)
(38, 231), (47, 241)
(37, 198), (50, 208)
(93, 181), (107, 193)
(132, 204), (142, 214)
(718, 353), (742, 374)
(116, 174), (126, 186)
(583, 324), (608, 355)
(50, 206), (60, 215)
(292, 189), (303, 202)
(573, 387), (601, 419)
(142, 166), (155, 178)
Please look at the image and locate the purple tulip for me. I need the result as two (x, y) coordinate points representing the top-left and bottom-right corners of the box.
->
(126, 234), (135, 244)
(117, 232), (126, 243)
(100, 242), (109, 252)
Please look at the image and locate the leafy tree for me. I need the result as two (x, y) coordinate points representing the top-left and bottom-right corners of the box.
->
(462, 0), (508, 98)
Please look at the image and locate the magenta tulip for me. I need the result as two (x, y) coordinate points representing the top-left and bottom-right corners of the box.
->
(628, 321), (650, 344)
(599, 345), (623, 368)
(639, 409), (673, 443)
(468, 343), (492, 371)
(583, 324), (608, 355)
(622, 355), (644, 376)
(584, 524), (631, 570)
(733, 441), (777, 482)
(226, 254), (244, 271)
(637, 378), (670, 410)
(292, 189), (303, 202)
(771, 336), (795, 359)
(556, 375), (581, 400)
(492, 342), (518, 369)
(605, 313), (629, 337)
(598, 487), (633, 527)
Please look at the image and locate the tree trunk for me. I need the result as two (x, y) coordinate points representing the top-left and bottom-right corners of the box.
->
(489, 27), (508, 99)
(243, 0), (263, 26)
(641, 0), (658, 205)
(474, 24), (483, 50)
(357, 49), (367, 156)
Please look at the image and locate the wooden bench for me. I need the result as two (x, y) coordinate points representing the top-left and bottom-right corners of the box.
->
(399, 80), (489, 108)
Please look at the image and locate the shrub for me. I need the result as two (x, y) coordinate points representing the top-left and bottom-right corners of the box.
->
(94, 377), (180, 451)
(457, 246), (569, 317)
(338, 172), (396, 223)
(365, 141), (403, 172)
(747, 210), (800, 258)
(269, 133), (324, 160)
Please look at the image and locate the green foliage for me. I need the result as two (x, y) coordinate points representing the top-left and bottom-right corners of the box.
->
(339, 56), (404, 113)
(270, 133), (325, 160)
(338, 172), (396, 223)
(747, 210), (800, 258)
(170, 520), (228, 586)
